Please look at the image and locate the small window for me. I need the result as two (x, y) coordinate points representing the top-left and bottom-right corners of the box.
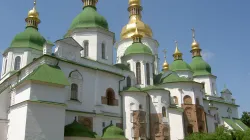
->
(146, 63), (150, 85)
(71, 83), (78, 100)
(136, 62), (141, 84)
(106, 88), (115, 106)
(101, 43), (106, 59)
(14, 56), (21, 70)
(184, 95), (192, 104)
(127, 76), (131, 87)
(173, 96), (178, 104)
(162, 107), (166, 117)
(84, 41), (89, 57)
(139, 104), (143, 110)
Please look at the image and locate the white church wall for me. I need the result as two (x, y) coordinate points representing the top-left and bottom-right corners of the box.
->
(194, 75), (218, 96)
(25, 102), (65, 140)
(147, 90), (170, 114)
(122, 54), (154, 88)
(15, 83), (31, 105)
(206, 114), (216, 133)
(0, 90), (10, 119)
(7, 104), (27, 140)
(160, 83), (203, 106)
(72, 28), (114, 65)
(122, 92), (147, 140)
(30, 83), (67, 103)
(168, 108), (185, 140)
(0, 119), (8, 140)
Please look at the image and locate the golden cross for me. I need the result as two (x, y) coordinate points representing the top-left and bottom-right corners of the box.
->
(175, 40), (178, 47)
(34, 0), (37, 7)
(162, 49), (167, 61)
(191, 28), (196, 40)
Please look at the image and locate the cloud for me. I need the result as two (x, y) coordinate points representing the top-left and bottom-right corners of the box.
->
(201, 50), (215, 61)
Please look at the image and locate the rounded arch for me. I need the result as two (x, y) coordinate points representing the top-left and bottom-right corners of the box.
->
(173, 96), (178, 104)
(69, 70), (83, 80)
(101, 41), (106, 59)
(14, 56), (21, 70)
(184, 95), (192, 104)
(106, 88), (115, 106)
(126, 76), (131, 87)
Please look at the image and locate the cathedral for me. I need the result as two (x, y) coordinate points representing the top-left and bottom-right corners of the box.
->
(0, 0), (248, 140)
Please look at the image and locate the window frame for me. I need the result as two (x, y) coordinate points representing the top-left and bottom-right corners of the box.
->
(101, 42), (106, 59)
(83, 40), (89, 57)
(70, 83), (78, 101)
(14, 56), (21, 70)
(136, 62), (141, 85)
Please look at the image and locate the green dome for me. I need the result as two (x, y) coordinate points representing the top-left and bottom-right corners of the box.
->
(69, 6), (108, 31)
(170, 60), (192, 72)
(190, 56), (212, 76)
(124, 42), (152, 56)
(10, 27), (46, 51)
(102, 124), (126, 139)
(64, 119), (96, 138)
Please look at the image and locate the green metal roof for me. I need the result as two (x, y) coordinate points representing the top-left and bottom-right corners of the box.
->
(64, 119), (97, 138)
(190, 56), (212, 76)
(65, 6), (108, 37)
(102, 124), (126, 139)
(141, 85), (166, 91)
(26, 64), (70, 86)
(114, 64), (130, 71)
(124, 42), (153, 56)
(160, 73), (191, 84)
(170, 59), (192, 72)
(10, 27), (46, 51)
(222, 118), (248, 131)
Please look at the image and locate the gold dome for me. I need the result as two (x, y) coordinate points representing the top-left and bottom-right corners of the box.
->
(163, 61), (169, 71)
(121, 0), (153, 39)
(129, 0), (141, 6)
(191, 40), (200, 50)
(27, 1), (39, 19)
(121, 19), (153, 39)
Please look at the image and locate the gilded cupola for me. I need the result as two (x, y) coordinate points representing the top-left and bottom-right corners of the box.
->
(190, 28), (202, 57)
(25, 0), (40, 28)
(162, 49), (169, 71)
(120, 0), (153, 39)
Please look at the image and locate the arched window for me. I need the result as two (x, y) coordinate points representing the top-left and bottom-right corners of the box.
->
(136, 62), (141, 84)
(139, 104), (143, 110)
(184, 95), (192, 104)
(14, 56), (21, 70)
(146, 63), (150, 85)
(106, 88), (115, 106)
(162, 107), (166, 117)
(173, 96), (178, 104)
(83, 41), (89, 57)
(101, 42), (106, 59)
(71, 83), (78, 100)
(127, 76), (131, 87)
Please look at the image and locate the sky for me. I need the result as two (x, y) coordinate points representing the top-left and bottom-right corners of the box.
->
(0, 0), (249, 115)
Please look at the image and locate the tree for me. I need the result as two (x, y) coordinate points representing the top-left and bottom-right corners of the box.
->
(241, 112), (250, 128)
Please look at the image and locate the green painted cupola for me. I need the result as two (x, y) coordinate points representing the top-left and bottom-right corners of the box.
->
(189, 29), (212, 76)
(124, 28), (152, 56)
(102, 122), (126, 139)
(64, 117), (97, 138)
(9, 1), (46, 52)
(170, 41), (192, 72)
(65, 0), (109, 37)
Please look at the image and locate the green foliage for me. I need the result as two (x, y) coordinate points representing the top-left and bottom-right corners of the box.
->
(241, 112), (250, 128)
(185, 126), (250, 140)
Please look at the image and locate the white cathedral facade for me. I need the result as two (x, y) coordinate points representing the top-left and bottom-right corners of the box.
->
(0, 0), (248, 140)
